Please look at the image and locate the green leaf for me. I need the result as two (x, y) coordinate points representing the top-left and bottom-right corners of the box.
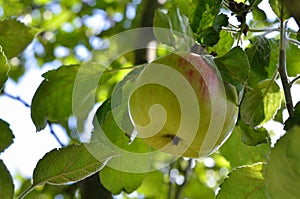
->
(252, 6), (267, 21)
(214, 47), (250, 90)
(208, 31), (234, 56)
(219, 126), (270, 168)
(33, 143), (115, 186)
(153, 9), (176, 47)
(111, 65), (145, 134)
(137, 171), (168, 198)
(94, 107), (149, 194)
(99, 167), (145, 194)
(240, 80), (281, 127)
(0, 119), (14, 153)
(269, 0), (290, 20)
(246, 36), (271, 87)
(0, 19), (38, 59)
(217, 163), (267, 199)
(286, 43), (300, 77)
(93, 109), (151, 170)
(168, 6), (193, 37)
(31, 63), (104, 131)
(181, 172), (215, 199)
(284, 101), (300, 130)
(0, 46), (8, 91)
(189, 0), (222, 34)
(0, 159), (14, 199)
(31, 65), (79, 131)
(213, 13), (229, 32)
(198, 27), (220, 47)
(265, 126), (300, 199)
(239, 120), (269, 146)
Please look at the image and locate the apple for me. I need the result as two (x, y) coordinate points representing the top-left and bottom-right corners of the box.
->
(128, 52), (238, 158)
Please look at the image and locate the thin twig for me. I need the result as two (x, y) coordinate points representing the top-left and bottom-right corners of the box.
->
(291, 75), (300, 85)
(278, 4), (294, 116)
(2, 90), (65, 146)
(2, 91), (30, 107)
(287, 38), (300, 46)
(48, 121), (65, 147)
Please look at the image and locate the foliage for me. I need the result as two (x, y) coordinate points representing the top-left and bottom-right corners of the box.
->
(0, 0), (300, 198)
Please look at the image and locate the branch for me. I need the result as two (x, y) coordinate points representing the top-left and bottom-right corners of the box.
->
(2, 91), (30, 108)
(48, 122), (65, 147)
(278, 5), (294, 116)
(2, 90), (65, 146)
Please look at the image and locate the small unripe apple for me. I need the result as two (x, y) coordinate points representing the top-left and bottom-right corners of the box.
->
(129, 52), (238, 158)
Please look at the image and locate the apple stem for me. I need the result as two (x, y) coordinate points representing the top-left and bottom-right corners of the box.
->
(278, 3), (294, 117)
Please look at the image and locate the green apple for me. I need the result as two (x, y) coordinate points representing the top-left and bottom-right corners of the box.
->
(128, 52), (238, 158)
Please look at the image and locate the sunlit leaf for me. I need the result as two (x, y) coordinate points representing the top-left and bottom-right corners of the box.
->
(0, 119), (14, 153)
(99, 167), (145, 194)
(181, 172), (215, 199)
(286, 43), (300, 77)
(31, 63), (105, 131)
(0, 46), (8, 92)
(252, 7), (267, 21)
(137, 171), (168, 198)
(189, 0), (222, 34)
(217, 163), (267, 198)
(265, 126), (300, 199)
(208, 31), (234, 56)
(219, 126), (270, 168)
(110, 65), (145, 135)
(33, 143), (115, 186)
(240, 80), (281, 127)
(31, 65), (79, 131)
(0, 159), (14, 199)
(94, 104), (150, 194)
(269, 0), (290, 20)
(214, 47), (250, 90)
(239, 120), (269, 146)
(0, 19), (38, 59)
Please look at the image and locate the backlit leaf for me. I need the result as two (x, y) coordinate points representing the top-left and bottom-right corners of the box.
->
(214, 47), (250, 91)
(33, 143), (115, 186)
(31, 65), (79, 131)
(0, 159), (14, 199)
(0, 19), (38, 59)
(0, 119), (14, 153)
(265, 126), (300, 199)
(241, 80), (281, 127)
(99, 167), (145, 194)
(239, 120), (269, 146)
(219, 126), (270, 168)
(217, 163), (267, 198)
(0, 46), (8, 92)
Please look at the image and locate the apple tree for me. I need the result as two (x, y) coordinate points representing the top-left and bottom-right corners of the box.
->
(0, 0), (300, 198)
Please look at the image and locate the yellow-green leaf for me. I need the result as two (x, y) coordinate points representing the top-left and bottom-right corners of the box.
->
(33, 143), (115, 186)
(265, 126), (300, 199)
(0, 19), (38, 59)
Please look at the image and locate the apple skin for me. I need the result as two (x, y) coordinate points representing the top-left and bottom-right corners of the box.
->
(129, 52), (238, 158)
